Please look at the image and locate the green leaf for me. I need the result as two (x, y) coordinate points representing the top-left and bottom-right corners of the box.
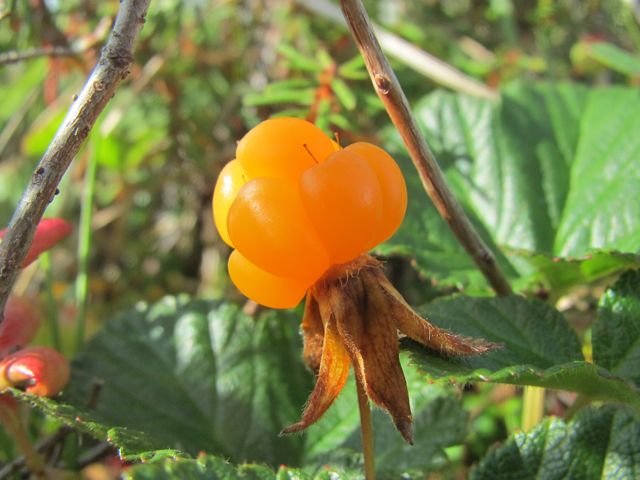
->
(125, 456), (276, 480)
(516, 250), (640, 293)
(330, 79), (356, 111)
(10, 389), (173, 460)
(244, 89), (316, 107)
(22, 107), (67, 158)
(0, 60), (46, 123)
(592, 269), (640, 387)
(337, 56), (368, 80)
(382, 83), (640, 290)
(278, 44), (322, 73)
(316, 50), (334, 70)
(25, 296), (313, 465)
(554, 86), (640, 256)
(264, 79), (315, 92)
(471, 405), (640, 480)
(406, 295), (640, 410)
(588, 42), (640, 76)
(124, 454), (359, 480)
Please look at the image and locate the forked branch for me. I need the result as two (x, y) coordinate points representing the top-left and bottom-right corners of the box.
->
(0, 0), (152, 324)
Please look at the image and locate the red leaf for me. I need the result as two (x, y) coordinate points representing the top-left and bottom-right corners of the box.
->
(0, 218), (72, 268)
(0, 296), (41, 356)
(0, 346), (70, 397)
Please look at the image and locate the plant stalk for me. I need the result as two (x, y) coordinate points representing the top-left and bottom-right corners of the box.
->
(339, 0), (512, 296)
(522, 386), (545, 431)
(74, 150), (98, 352)
(40, 253), (62, 352)
(356, 376), (376, 480)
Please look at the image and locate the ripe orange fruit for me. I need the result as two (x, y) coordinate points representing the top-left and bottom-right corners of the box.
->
(212, 117), (407, 308)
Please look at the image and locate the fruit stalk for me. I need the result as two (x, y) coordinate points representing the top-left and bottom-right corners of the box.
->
(339, 0), (512, 296)
(356, 375), (376, 480)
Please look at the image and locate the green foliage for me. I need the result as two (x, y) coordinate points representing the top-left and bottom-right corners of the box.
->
(17, 296), (469, 477)
(124, 455), (359, 480)
(59, 296), (310, 464)
(588, 42), (640, 76)
(406, 290), (640, 410)
(2, 1), (640, 478)
(592, 270), (640, 387)
(380, 83), (640, 291)
(472, 405), (640, 480)
(304, 358), (468, 476)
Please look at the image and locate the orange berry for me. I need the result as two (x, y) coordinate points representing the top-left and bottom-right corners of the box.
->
(228, 250), (309, 308)
(227, 177), (330, 281)
(345, 142), (407, 245)
(212, 159), (246, 246)
(300, 149), (383, 264)
(236, 117), (335, 181)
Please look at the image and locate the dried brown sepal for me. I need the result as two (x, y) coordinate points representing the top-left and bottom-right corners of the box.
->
(284, 254), (499, 443)
(325, 272), (413, 443)
(300, 292), (324, 374)
(281, 313), (351, 435)
(372, 269), (500, 355)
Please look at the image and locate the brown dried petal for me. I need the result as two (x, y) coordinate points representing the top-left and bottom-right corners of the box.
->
(327, 274), (413, 444)
(374, 269), (499, 355)
(281, 313), (350, 435)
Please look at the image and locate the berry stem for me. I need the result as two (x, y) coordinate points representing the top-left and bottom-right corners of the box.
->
(356, 374), (376, 480)
(339, 0), (512, 296)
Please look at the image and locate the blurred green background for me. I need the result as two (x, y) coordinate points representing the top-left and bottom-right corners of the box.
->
(1, 0), (639, 477)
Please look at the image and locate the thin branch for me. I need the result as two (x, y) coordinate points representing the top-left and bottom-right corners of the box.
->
(0, 17), (112, 67)
(339, 0), (512, 296)
(0, 426), (73, 479)
(0, 0), (152, 324)
(296, 0), (498, 100)
(0, 45), (86, 66)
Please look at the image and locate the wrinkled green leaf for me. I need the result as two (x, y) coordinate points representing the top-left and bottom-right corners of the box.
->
(125, 454), (360, 480)
(406, 295), (640, 410)
(472, 405), (640, 480)
(29, 296), (312, 465)
(555, 86), (640, 256)
(10, 389), (173, 459)
(382, 83), (640, 290)
(592, 269), (640, 387)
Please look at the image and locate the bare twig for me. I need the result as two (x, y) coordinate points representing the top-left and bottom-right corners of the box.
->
(296, 0), (498, 100)
(0, 16), (112, 67)
(339, 0), (512, 296)
(0, 45), (87, 66)
(0, 425), (73, 479)
(0, 0), (152, 324)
